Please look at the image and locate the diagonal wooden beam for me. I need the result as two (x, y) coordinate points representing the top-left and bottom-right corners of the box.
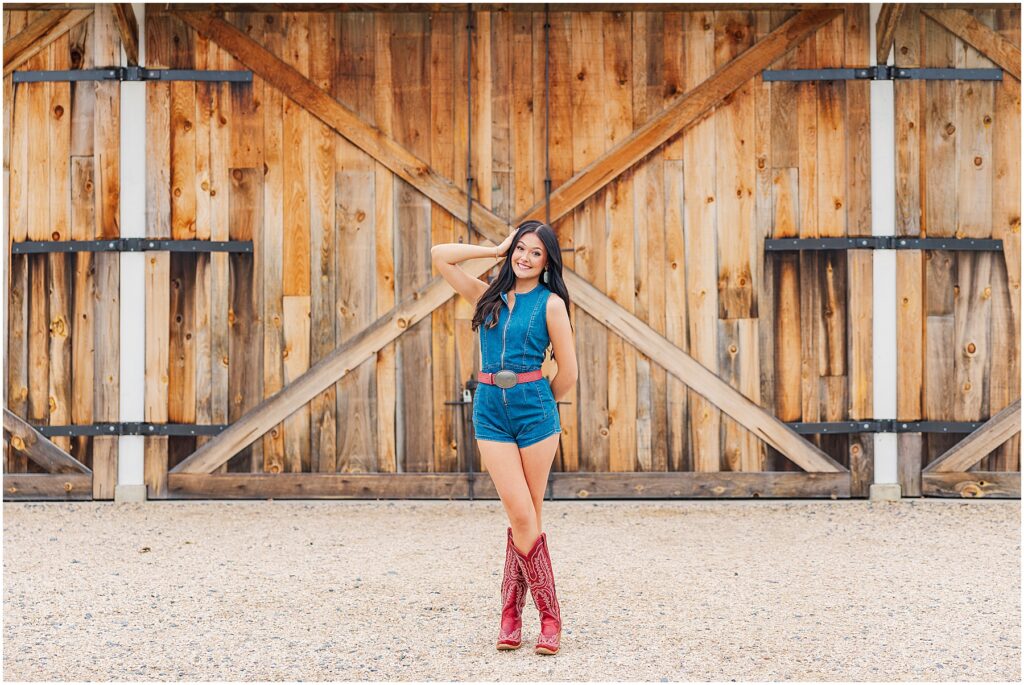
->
(563, 274), (847, 473)
(922, 8), (1021, 81)
(517, 6), (844, 225)
(3, 8), (93, 77)
(112, 3), (140, 66)
(175, 10), (508, 240)
(875, 4), (905, 64)
(3, 408), (92, 474)
(170, 8), (843, 475)
(923, 399), (1021, 473)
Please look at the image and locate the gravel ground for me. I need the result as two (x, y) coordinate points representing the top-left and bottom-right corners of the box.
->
(3, 498), (1020, 682)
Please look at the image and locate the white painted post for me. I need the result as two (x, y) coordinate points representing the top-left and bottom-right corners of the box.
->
(115, 4), (147, 502)
(869, 3), (902, 500)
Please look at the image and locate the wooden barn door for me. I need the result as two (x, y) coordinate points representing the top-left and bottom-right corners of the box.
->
(891, 6), (1021, 498)
(4, 7), (123, 501)
(138, 5), (876, 501)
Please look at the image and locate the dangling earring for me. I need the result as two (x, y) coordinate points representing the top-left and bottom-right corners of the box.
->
(542, 268), (549, 285)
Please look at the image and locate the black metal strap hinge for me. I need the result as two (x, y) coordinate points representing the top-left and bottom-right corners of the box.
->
(765, 236), (1003, 252)
(12, 239), (254, 254)
(762, 65), (1002, 82)
(13, 66), (252, 83)
(787, 419), (985, 435)
(35, 423), (229, 438)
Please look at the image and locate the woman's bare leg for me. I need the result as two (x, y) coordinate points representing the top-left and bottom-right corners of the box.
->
(478, 439), (539, 553)
(518, 434), (560, 541)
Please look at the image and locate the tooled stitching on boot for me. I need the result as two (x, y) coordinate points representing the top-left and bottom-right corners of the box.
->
(512, 533), (562, 646)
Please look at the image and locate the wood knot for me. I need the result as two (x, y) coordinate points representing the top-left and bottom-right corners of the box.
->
(50, 316), (68, 337)
(945, 122), (956, 136)
(53, 105), (64, 119)
(396, 317), (408, 329)
(974, 156), (983, 167)
(965, 341), (976, 356)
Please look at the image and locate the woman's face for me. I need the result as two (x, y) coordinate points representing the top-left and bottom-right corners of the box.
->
(511, 231), (547, 281)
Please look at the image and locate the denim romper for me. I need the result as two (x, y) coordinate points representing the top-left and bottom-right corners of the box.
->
(473, 282), (562, 448)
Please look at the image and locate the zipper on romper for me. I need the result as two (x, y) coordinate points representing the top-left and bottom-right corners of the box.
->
(500, 292), (514, 406)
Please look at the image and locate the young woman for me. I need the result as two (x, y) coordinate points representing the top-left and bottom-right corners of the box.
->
(430, 220), (578, 655)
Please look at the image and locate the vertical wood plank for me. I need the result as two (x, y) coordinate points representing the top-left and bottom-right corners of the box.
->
(26, 40), (50, 429)
(308, 12), (337, 473)
(4, 3), (26, 475)
(682, 10), (720, 471)
(390, 12), (433, 472)
(714, 9), (760, 470)
(70, 157), (95, 468)
(543, 11), (578, 471)
(988, 8), (1021, 470)
(165, 12), (196, 472)
(228, 167), (263, 472)
(633, 10), (670, 473)
(603, 10), (636, 472)
(768, 9), (801, 471)
(207, 38), (231, 470)
(901, 5), (925, 237)
(47, 37), (72, 455)
(570, 10), (609, 471)
(282, 295), (311, 472)
(280, 13), (312, 470)
(751, 9), (774, 471)
(430, 11), (459, 473)
(334, 11), (378, 474)
(6, 11), (30, 473)
(257, 17), (285, 474)
(815, 11), (847, 239)
(192, 33), (214, 457)
(144, 7), (172, 493)
(374, 12), (397, 472)
(92, 4), (120, 497)
(953, 9), (995, 430)
(845, 5), (873, 424)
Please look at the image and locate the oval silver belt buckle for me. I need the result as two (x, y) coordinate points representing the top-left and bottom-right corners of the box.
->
(494, 369), (518, 389)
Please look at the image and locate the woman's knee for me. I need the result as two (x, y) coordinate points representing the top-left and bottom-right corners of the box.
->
(507, 504), (538, 532)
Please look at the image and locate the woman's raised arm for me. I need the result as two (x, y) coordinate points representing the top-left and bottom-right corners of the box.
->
(430, 242), (497, 306)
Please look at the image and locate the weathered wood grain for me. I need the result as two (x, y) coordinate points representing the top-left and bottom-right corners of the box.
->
(682, 10), (720, 471)
(923, 8), (1020, 80)
(3, 8), (92, 76)
(3, 407), (91, 474)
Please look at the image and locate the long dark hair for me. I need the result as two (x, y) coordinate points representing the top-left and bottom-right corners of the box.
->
(471, 220), (573, 362)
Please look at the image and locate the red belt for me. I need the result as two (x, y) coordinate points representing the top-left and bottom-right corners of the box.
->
(477, 369), (543, 387)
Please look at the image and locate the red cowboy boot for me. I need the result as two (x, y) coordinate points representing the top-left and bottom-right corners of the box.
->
(511, 531), (562, 655)
(497, 527), (529, 649)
